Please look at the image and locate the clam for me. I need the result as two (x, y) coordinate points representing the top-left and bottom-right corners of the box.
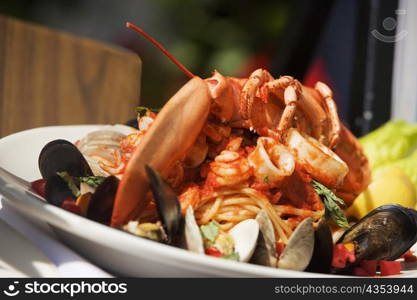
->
(77, 130), (126, 153)
(229, 219), (259, 262)
(184, 206), (259, 262)
(250, 210), (277, 267)
(77, 127), (135, 177)
(336, 204), (417, 269)
(278, 217), (314, 271)
(184, 206), (204, 254)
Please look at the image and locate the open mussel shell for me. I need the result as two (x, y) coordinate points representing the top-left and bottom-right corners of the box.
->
(305, 221), (333, 273)
(278, 217), (314, 271)
(145, 165), (182, 245)
(337, 204), (417, 264)
(44, 174), (75, 206)
(250, 210), (278, 267)
(39, 139), (93, 179)
(87, 176), (119, 224)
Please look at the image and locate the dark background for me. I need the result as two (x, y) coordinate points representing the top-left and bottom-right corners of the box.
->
(0, 0), (400, 136)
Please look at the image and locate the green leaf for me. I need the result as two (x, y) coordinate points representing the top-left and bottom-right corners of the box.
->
(135, 106), (161, 117)
(200, 221), (220, 243)
(311, 180), (349, 228)
(57, 171), (80, 197)
(222, 252), (240, 261)
(263, 176), (269, 183)
(79, 176), (106, 188)
(359, 120), (417, 170)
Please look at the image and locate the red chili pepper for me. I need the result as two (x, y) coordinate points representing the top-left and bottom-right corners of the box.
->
(61, 199), (81, 215)
(31, 179), (46, 198)
(204, 247), (223, 257)
(380, 261), (401, 276)
(332, 243), (356, 268)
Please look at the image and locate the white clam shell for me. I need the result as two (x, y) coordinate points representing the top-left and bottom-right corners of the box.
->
(77, 125), (137, 177)
(278, 217), (314, 271)
(184, 206), (204, 254)
(229, 219), (259, 262)
(251, 210), (278, 267)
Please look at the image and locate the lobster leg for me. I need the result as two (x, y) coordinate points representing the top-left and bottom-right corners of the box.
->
(261, 76), (302, 141)
(276, 84), (300, 141)
(111, 77), (211, 227)
(240, 69), (273, 120)
(315, 81), (341, 148)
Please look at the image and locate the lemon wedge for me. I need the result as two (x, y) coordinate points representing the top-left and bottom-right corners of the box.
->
(347, 166), (417, 219)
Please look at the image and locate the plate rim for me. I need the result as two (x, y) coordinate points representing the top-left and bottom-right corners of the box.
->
(1, 125), (415, 278)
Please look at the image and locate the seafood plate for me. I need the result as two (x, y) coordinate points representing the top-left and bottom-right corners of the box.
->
(1, 23), (417, 277)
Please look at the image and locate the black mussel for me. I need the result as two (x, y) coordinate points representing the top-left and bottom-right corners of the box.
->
(44, 174), (76, 206)
(145, 165), (183, 244)
(39, 139), (93, 179)
(337, 204), (417, 268)
(87, 176), (119, 224)
(306, 222), (333, 273)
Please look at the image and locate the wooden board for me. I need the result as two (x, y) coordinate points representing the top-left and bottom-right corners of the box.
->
(0, 15), (141, 137)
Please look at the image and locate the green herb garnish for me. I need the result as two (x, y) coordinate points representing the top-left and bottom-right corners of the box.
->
(222, 252), (240, 261)
(80, 176), (106, 188)
(57, 171), (80, 197)
(311, 180), (349, 228)
(263, 176), (270, 183)
(200, 220), (220, 245)
(135, 106), (161, 117)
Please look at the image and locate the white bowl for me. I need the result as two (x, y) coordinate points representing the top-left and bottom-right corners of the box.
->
(0, 126), (415, 277)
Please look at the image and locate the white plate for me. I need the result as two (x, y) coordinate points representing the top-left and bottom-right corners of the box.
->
(0, 125), (416, 277)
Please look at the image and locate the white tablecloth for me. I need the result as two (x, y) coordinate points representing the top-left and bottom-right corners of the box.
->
(0, 196), (111, 277)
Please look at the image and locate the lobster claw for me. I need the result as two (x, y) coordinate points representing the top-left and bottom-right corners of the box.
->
(111, 77), (211, 227)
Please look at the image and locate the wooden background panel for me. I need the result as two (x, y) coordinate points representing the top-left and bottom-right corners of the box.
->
(0, 15), (141, 137)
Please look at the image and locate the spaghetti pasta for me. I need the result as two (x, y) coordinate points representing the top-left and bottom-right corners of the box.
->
(194, 187), (301, 244)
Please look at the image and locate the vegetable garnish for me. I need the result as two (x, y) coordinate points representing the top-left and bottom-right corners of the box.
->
(200, 220), (220, 246)
(379, 260), (401, 276)
(204, 247), (223, 257)
(312, 180), (349, 228)
(332, 243), (356, 268)
(222, 252), (240, 261)
(57, 171), (80, 197)
(80, 176), (106, 188)
(31, 179), (46, 197)
(136, 106), (161, 117)
(263, 176), (269, 183)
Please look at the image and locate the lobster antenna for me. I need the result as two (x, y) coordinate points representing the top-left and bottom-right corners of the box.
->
(126, 22), (195, 79)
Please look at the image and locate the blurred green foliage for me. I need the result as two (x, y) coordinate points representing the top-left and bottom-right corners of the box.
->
(138, 0), (290, 107)
(0, 0), (291, 110)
